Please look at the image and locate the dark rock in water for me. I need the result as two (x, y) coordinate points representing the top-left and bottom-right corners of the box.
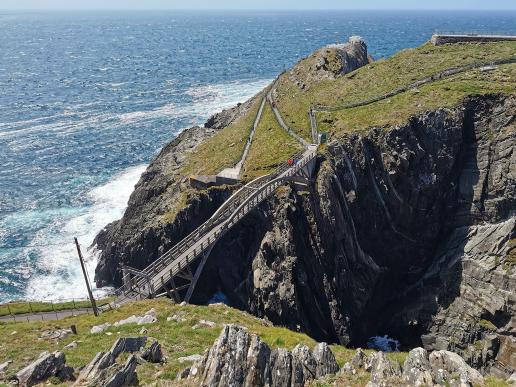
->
(180, 324), (340, 387)
(15, 351), (74, 387)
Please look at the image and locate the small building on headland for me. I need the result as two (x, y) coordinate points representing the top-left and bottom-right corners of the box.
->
(431, 33), (516, 46)
(189, 174), (240, 190)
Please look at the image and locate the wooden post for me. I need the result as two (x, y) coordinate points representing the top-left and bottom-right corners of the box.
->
(74, 238), (99, 317)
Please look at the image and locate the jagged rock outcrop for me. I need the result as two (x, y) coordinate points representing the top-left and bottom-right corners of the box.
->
(340, 346), (485, 386)
(15, 351), (74, 387)
(315, 36), (371, 77)
(194, 94), (514, 376)
(285, 36), (371, 91)
(429, 350), (484, 386)
(402, 348), (433, 386)
(141, 341), (165, 363)
(75, 337), (147, 386)
(180, 324), (339, 387)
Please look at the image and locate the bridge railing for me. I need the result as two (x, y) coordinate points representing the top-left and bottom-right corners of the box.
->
(116, 149), (313, 296)
(148, 150), (317, 289)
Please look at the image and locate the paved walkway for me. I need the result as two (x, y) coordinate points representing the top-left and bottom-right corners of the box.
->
(0, 307), (95, 323)
(217, 96), (267, 180)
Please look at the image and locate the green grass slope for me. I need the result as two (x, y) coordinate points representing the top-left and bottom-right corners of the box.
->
(275, 41), (515, 139)
(242, 103), (304, 180)
(0, 299), (369, 385)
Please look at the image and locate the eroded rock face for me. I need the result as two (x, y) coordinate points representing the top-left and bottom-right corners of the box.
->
(16, 351), (74, 387)
(429, 350), (484, 386)
(94, 92), (515, 376)
(93, 94), (260, 287)
(182, 324), (339, 387)
(196, 94), (514, 375)
(75, 337), (146, 386)
(402, 348), (433, 386)
(340, 346), (484, 386)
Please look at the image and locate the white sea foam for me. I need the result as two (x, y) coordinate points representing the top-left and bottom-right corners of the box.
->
(24, 165), (146, 301)
(0, 78), (272, 140)
(118, 78), (271, 126)
(19, 77), (272, 301)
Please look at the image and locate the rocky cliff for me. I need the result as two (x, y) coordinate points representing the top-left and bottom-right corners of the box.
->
(94, 40), (515, 377)
(192, 94), (515, 376)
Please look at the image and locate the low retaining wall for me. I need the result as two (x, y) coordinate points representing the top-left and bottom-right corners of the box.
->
(431, 34), (516, 46)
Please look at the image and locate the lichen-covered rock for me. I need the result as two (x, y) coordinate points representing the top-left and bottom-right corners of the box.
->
(16, 351), (74, 387)
(402, 347), (433, 386)
(75, 338), (146, 386)
(291, 344), (317, 386)
(182, 325), (340, 387)
(429, 350), (484, 386)
(268, 348), (292, 386)
(369, 351), (402, 384)
(312, 342), (339, 378)
(91, 322), (112, 334)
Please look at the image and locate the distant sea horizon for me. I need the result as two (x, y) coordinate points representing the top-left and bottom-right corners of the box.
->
(1, 10), (515, 303)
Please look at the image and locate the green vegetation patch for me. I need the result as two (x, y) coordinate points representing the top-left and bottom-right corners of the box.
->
(479, 318), (497, 331)
(242, 103), (304, 180)
(504, 238), (516, 267)
(316, 64), (516, 136)
(0, 299), (367, 385)
(181, 91), (265, 176)
(274, 41), (516, 137)
(0, 298), (113, 318)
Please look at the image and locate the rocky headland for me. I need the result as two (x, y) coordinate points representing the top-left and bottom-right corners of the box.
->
(92, 36), (516, 383)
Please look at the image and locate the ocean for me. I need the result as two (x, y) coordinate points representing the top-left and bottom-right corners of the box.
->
(1, 10), (515, 302)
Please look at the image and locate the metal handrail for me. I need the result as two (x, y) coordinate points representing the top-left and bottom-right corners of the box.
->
(114, 149), (315, 296)
(145, 150), (317, 290)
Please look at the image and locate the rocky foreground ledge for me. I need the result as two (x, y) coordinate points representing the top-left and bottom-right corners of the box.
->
(177, 324), (503, 386)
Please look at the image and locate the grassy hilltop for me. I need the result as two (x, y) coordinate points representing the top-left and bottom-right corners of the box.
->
(180, 41), (515, 179)
(157, 40), (515, 225)
(3, 41), (514, 386)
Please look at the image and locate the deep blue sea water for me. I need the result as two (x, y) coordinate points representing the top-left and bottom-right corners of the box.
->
(1, 10), (515, 302)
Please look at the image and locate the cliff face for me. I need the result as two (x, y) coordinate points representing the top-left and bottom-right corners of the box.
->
(191, 94), (515, 375)
(94, 92), (515, 374)
(93, 97), (259, 286)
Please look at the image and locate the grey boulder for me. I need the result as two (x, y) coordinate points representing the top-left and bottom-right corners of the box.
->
(16, 351), (74, 387)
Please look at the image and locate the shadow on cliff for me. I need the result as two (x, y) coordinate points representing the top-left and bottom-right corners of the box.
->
(369, 98), (488, 350)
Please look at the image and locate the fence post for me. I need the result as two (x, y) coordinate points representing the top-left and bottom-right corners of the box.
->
(52, 301), (58, 320)
(7, 304), (15, 322)
(74, 238), (99, 317)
